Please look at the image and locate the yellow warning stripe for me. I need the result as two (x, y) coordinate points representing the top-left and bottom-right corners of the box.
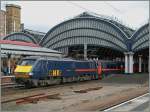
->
(14, 65), (32, 73)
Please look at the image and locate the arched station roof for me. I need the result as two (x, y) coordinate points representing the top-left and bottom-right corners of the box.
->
(131, 23), (149, 52)
(23, 29), (46, 43)
(40, 12), (133, 52)
(3, 32), (38, 44)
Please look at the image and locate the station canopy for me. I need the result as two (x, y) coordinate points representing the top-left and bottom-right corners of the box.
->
(0, 40), (62, 57)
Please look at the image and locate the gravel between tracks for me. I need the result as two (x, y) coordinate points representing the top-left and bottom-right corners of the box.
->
(2, 73), (149, 112)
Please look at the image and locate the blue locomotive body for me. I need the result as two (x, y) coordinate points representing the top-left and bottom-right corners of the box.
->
(30, 59), (97, 79)
(14, 57), (124, 87)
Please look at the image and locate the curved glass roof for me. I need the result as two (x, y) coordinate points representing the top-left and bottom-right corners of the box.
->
(2, 12), (148, 53)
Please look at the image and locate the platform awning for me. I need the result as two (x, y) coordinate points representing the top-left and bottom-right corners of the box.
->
(1, 44), (62, 57)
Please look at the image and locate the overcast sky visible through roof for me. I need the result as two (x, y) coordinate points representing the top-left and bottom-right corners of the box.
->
(1, 1), (149, 33)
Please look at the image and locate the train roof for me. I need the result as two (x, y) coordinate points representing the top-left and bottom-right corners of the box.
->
(22, 56), (95, 62)
(22, 56), (123, 63)
(23, 56), (61, 60)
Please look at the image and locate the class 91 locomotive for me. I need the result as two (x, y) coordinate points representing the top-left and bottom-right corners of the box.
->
(14, 57), (124, 88)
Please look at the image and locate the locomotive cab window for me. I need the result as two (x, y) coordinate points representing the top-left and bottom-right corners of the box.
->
(18, 59), (36, 66)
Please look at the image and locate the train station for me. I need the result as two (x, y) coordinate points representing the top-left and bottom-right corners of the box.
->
(0, 1), (149, 112)
(1, 12), (149, 74)
(40, 12), (149, 74)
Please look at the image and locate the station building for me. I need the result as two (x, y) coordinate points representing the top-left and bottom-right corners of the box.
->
(0, 4), (60, 76)
(1, 11), (149, 74)
(0, 4), (21, 37)
(40, 12), (149, 74)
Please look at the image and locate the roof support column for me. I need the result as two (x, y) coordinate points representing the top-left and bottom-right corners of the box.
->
(7, 54), (11, 75)
(128, 52), (134, 73)
(138, 55), (142, 73)
(124, 52), (134, 74)
(59, 47), (68, 56)
(124, 52), (128, 74)
(84, 43), (87, 60)
(64, 47), (68, 56)
(148, 56), (149, 73)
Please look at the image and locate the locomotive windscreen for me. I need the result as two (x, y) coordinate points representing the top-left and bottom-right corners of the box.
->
(18, 59), (36, 66)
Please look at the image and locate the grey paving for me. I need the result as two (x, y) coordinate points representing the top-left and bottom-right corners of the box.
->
(104, 93), (149, 112)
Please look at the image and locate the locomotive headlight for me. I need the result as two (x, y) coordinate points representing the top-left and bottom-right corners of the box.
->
(29, 72), (33, 76)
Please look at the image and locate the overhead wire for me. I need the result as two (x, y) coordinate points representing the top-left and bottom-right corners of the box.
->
(66, 1), (126, 25)
(66, 1), (95, 14)
(103, 1), (124, 15)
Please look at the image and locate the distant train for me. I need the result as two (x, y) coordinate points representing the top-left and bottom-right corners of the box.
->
(14, 57), (124, 88)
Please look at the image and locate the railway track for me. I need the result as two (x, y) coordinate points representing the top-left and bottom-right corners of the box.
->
(103, 93), (149, 112)
(1, 79), (101, 96)
(1, 81), (103, 104)
(1, 73), (149, 112)
(2, 86), (102, 105)
(1, 83), (24, 89)
(2, 93), (61, 104)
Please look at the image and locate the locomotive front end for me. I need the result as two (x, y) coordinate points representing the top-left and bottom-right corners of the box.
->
(15, 65), (33, 78)
(14, 59), (36, 84)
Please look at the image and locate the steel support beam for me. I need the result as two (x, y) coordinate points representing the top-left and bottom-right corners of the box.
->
(124, 53), (128, 74)
(84, 43), (87, 60)
(138, 55), (142, 73)
(7, 54), (11, 75)
(128, 52), (134, 73)
(124, 52), (134, 74)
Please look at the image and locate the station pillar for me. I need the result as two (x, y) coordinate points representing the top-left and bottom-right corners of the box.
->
(7, 54), (11, 75)
(124, 52), (134, 74)
(138, 55), (142, 73)
(64, 47), (68, 56)
(143, 62), (146, 73)
(84, 43), (87, 60)
(124, 53), (128, 74)
(128, 52), (134, 73)
(148, 56), (149, 73)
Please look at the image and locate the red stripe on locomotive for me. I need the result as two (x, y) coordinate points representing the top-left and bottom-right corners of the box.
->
(75, 69), (97, 72)
(97, 63), (102, 79)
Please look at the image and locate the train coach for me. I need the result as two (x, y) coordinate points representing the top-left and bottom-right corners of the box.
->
(14, 57), (124, 88)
